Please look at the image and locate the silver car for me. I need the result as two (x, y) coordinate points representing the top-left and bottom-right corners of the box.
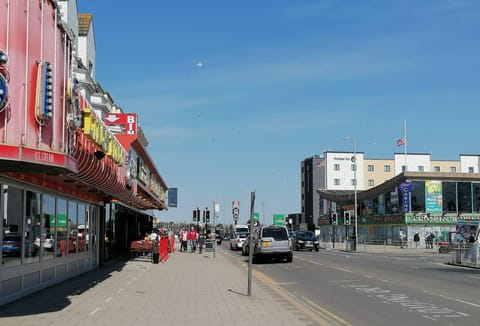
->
(252, 225), (293, 263)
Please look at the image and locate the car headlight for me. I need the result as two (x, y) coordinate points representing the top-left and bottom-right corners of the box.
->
(298, 240), (304, 244)
(314, 241), (319, 244)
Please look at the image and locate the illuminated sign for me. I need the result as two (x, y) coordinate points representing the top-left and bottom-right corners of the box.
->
(82, 108), (125, 165)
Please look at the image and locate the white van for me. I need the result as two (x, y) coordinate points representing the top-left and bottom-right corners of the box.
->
(234, 224), (249, 234)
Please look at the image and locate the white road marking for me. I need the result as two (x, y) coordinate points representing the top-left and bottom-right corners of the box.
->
(105, 297), (113, 303)
(89, 307), (101, 315)
(333, 267), (353, 273)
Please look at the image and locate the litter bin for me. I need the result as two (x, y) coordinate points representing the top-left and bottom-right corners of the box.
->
(346, 236), (356, 251)
(455, 247), (462, 264)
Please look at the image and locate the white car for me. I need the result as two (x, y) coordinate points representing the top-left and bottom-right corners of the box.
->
(35, 234), (54, 250)
(230, 233), (248, 251)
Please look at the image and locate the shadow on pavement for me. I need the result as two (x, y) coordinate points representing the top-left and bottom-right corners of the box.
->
(0, 257), (129, 317)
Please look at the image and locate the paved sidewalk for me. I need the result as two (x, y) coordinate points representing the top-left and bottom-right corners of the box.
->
(0, 244), (326, 326)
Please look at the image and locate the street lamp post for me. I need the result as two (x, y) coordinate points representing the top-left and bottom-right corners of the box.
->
(344, 136), (358, 250)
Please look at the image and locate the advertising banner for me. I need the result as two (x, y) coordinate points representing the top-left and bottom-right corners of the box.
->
(167, 188), (178, 208)
(425, 180), (442, 213)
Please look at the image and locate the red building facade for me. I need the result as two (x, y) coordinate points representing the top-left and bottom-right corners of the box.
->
(0, 0), (168, 305)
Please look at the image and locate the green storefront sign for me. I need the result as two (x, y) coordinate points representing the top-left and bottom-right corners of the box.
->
(406, 213), (480, 224)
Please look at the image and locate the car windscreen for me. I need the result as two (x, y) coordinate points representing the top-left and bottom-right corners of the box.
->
(262, 228), (288, 240)
(297, 231), (314, 238)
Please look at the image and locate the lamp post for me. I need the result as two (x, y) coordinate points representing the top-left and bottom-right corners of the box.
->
(344, 136), (358, 250)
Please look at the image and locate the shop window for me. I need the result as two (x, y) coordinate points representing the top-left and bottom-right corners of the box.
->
(56, 199), (68, 257)
(78, 204), (87, 252)
(68, 201), (78, 254)
(2, 185), (23, 266)
(25, 190), (41, 264)
(42, 194), (56, 260)
(334, 179), (340, 186)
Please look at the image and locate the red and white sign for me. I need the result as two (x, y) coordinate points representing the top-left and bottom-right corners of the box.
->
(232, 200), (240, 208)
(105, 113), (137, 135)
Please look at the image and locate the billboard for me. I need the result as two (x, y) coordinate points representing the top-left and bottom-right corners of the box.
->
(168, 188), (178, 208)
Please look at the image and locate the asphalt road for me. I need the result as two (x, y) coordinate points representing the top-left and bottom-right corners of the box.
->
(222, 243), (480, 326)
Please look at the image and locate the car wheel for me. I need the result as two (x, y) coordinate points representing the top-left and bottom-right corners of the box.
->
(315, 248), (319, 252)
(286, 253), (293, 263)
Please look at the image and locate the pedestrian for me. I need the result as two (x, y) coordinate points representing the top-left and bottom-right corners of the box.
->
(430, 232), (436, 248)
(198, 230), (205, 254)
(180, 228), (188, 252)
(425, 232), (431, 249)
(399, 230), (406, 249)
(413, 232), (420, 248)
(187, 227), (197, 252)
(470, 239), (479, 265)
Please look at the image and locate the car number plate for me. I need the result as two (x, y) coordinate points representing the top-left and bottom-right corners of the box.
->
(263, 241), (271, 247)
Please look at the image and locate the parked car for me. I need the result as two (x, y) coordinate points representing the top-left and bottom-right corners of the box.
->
(34, 233), (54, 251)
(2, 233), (39, 257)
(252, 225), (293, 263)
(293, 230), (319, 251)
(230, 232), (248, 251)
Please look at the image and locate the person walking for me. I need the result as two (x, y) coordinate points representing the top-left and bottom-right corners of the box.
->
(413, 232), (420, 248)
(187, 227), (197, 253)
(179, 228), (188, 252)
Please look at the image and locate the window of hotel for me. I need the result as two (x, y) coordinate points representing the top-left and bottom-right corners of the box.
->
(411, 181), (426, 212)
(368, 179), (374, 186)
(450, 166), (456, 173)
(442, 182), (457, 212)
(334, 179), (340, 186)
(418, 166), (424, 172)
(434, 166), (440, 172)
(473, 183), (480, 213)
(469, 167), (474, 173)
(402, 165), (406, 172)
(384, 165), (390, 172)
(351, 164), (356, 171)
(334, 164), (340, 171)
(458, 182), (472, 213)
(368, 165), (374, 172)
(351, 179), (357, 186)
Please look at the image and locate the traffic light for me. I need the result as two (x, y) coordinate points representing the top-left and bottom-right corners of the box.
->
(193, 209), (197, 221)
(206, 209), (210, 223)
(330, 213), (338, 225)
(344, 211), (351, 225)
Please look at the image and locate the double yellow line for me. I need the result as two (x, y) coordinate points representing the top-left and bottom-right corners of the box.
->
(254, 270), (353, 326)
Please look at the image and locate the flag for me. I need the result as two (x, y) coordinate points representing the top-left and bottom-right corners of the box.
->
(315, 160), (326, 168)
(397, 137), (406, 146)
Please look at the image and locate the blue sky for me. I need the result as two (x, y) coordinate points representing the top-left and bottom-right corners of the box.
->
(77, 0), (480, 225)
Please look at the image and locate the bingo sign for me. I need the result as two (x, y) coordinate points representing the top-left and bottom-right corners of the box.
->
(105, 113), (137, 135)
(399, 182), (412, 213)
